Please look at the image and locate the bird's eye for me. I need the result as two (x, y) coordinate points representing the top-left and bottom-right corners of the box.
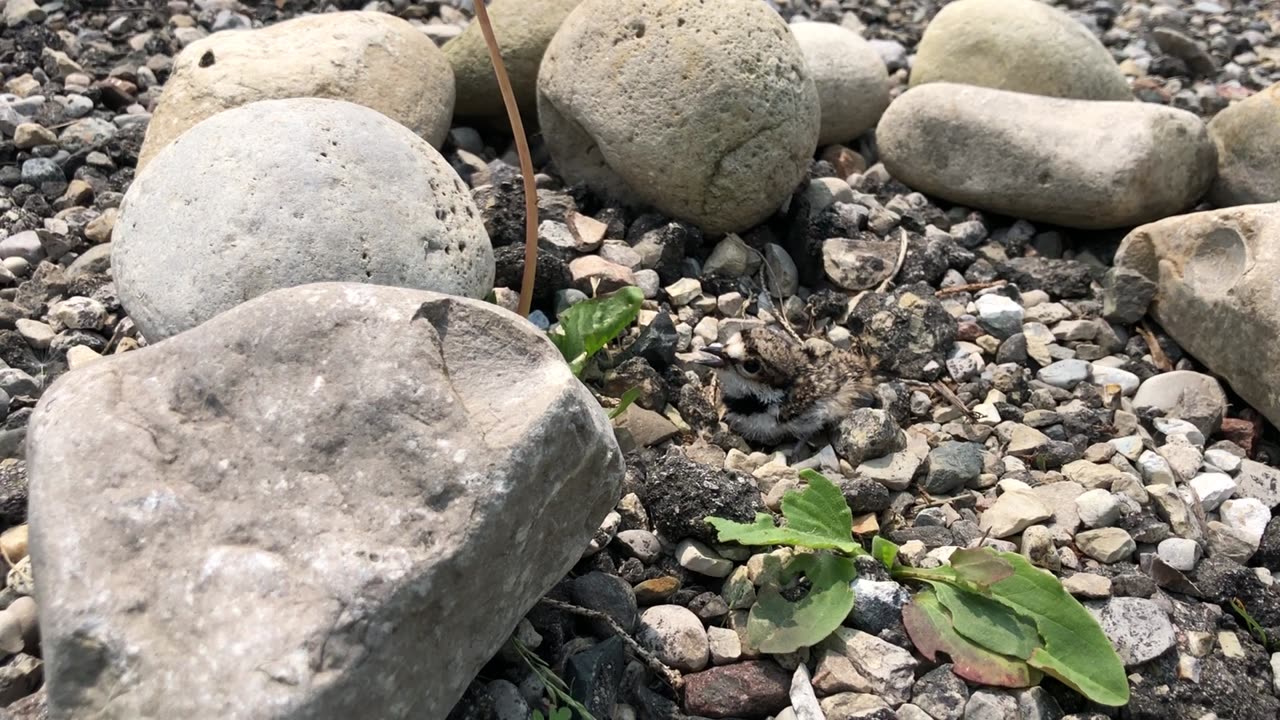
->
(741, 359), (762, 375)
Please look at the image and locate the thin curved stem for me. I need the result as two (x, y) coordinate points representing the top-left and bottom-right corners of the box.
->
(472, 0), (539, 317)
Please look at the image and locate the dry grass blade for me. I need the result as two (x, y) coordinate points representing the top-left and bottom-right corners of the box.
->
(877, 227), (910, 293)
(1137, 320), (1173, 371)
(472, 0), (539, 317)
(935, 279), (1007, 297)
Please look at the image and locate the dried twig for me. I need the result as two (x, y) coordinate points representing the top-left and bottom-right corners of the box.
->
(473, 0), (539, 317)
(931, 380), (974, 420)
(876, 227), (910, 293)
(934, 279), (1007, 297)
(537, 596), (684, 692)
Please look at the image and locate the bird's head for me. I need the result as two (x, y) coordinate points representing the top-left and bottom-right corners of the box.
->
(696, 326), (806, 401)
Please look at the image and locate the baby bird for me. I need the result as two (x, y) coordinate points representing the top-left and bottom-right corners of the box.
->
(696, 326), (876, 446)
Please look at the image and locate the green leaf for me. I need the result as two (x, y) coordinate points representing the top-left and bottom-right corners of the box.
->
(549, 287), (643, 375)
(984, 551), (1130, 706)
(931, 583), (1040, 660)
(607, 386), (642, 420)
(949, 547), (1015, 589)
(707, 470), (861, 554)
(902, 589), (1042, 688)
(746, 552), (857, 654)
(532, 711), (545, 720)
(871, 535), (899, 570)
(550, 709), (573, 720)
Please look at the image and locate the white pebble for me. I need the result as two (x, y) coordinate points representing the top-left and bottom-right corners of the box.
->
(1189, 472), (1236, 512)
(1220, 498), (1271, 545)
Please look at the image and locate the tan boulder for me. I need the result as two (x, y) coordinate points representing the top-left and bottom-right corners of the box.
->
(445, 0), (581, 119)
(537, 0), (820, 234)
(138, 12), (454, 170)
(1112, 204), (1280, 428)
(1208, 83), (1280, 207)
(911, 0), (1131, 101)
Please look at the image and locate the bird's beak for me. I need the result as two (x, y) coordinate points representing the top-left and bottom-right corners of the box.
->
(694, 343), (727, 368)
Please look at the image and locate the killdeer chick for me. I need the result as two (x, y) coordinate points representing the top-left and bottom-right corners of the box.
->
(696, 326), (875, 447)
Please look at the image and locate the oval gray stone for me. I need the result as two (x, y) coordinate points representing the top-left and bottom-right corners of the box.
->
(537, 0), (820, 234)
(114, 98), (494, 341)
(28, 283), (623, 719)
(789, 22), (890, 146)
(876, 83), (1216, 230)
(1207, 83), (1280, 207)
(1132, 370), (1227, 438)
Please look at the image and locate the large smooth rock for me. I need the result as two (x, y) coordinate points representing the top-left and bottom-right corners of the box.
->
(137, 12), (454, 170)
(1113, 206), (1280, 429)
(537, 0), (820, 234)
(910, 0), (1131, 101)
(445, 0), (581, 119)
(28, 283), (624, 719)
(789, 22), (890, 146)
(115, 98), (494, 341)
(877, 83), (1215, 230)
(1208, 83), (1280, 207)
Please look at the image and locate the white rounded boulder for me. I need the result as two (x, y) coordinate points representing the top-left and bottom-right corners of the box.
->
(537, 0), (820, 234)
(911, 0), (1131, 101)
(137, 11), (455, 170)
(789, 21), (890, 146)
(114, 98), (494, 341)
(876, 83), (1216, 229)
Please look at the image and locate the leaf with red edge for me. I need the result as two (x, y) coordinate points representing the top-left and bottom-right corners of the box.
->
(902, 590), (1042, 688)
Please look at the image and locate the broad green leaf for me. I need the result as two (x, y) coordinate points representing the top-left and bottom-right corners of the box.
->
(551, 709), (573, 720)
(746, 552), (857, 653)
(871, 535), (899, 570)
(549, 287), (643, 375)
(532, 711), (546, 720)
(902, 590), (1042, 688)
(949, 547), (1015, 589)
(932, 583), (1040, 660)
(707, 470), (861, 554)
(607, 387), (642, 419)
(985, 551), (1130, 706)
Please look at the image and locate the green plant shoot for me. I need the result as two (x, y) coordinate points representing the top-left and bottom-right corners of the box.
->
(607, 387), (642, 419)
(512, 638), (597, 720)
(548, 286), (643, 375)
(706, 470), (1130, 707)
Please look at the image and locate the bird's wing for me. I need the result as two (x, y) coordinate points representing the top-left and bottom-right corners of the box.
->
(780, 351), (874, 422)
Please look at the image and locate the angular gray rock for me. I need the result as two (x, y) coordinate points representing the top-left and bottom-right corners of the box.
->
(537, 0), (820, 233)
(910, 0), (1131, 101)
(28, 283), (623, 719)
(1236, 459), (1280, 509)
(115, 98), (495, 341)
(1114, 206), (1280, 430)
(876, 83), (1215, 230)
(137, 11), (455, 169)
(923, 441), (984, 494)
(1087, 597), (1176, 667)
